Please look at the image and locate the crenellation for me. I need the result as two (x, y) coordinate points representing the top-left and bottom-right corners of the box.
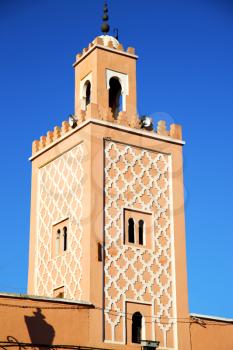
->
(82, 47), (88, 55)
(117, 43), (124, 51)
(127, 47), (135, 55)
(157, 120), (169, 136)
(107, 40), (114, 49)
(39, 136), (46, 149)
(31, 115), (183, 156)
(94, 37), (103, 45)
(62, 121), (70, 134)
(76, 52), (82, 60)
(53, 126), (61, 140)
(32, 140), (39, 155)
(46, 131), (54, 145)
(169, 123), (182, 140)
(74, 37), (137, 68)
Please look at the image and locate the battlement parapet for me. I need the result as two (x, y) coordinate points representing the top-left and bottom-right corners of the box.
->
(31, 106), (183, 156)
(74, 36), (137, 66)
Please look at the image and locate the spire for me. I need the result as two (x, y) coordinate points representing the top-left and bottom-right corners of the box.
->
(101, 1), (110, 35)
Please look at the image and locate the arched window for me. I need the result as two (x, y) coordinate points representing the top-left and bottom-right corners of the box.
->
(128, 218), (135, 243)
(81, 80), (91, 110)
(56, 229), (61, 255)
(85, 80), (91, 107)
(63, 226), (67, 251)
(132, 312), (142, 344)
(109, 77), (122, 118)
(139, 220), (144, 245)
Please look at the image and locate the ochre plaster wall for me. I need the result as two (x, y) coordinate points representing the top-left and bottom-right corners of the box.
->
(0, 295), (90, 348)
(190, 317), (233, 350)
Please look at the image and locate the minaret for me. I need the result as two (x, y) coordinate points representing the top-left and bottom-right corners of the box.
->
(28, 3), (190, 349)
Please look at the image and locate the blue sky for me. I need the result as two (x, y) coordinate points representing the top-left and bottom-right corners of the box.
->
(0, 0), (232, 318)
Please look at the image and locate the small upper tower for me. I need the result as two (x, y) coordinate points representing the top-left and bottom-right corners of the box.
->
(73, 2), (138, 124)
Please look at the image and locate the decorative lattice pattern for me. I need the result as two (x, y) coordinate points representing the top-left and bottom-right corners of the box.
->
(104, 141), (176, 347)
(36, 143), (84, 299)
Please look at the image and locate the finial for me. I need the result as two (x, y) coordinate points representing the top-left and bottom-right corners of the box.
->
(101, 1), (110, 35)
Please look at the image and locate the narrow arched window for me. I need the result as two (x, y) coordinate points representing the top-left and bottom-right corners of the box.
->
(139, 220), (144, 245)
(132, 312), (142, 344)
(85, 81), (91, 107)
(109, 77), (122, 118)
(56, 229), (60, 255)
(128, 218), (134, 243)
(63, 226), (67, 251)
(81, 80), (91, 110)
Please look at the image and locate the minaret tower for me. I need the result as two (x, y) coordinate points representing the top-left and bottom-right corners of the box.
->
(28, 3), (191, 349)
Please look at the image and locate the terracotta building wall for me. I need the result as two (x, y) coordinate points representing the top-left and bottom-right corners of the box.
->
(190, 316), (233, 350)
(0, 295), (91, 348)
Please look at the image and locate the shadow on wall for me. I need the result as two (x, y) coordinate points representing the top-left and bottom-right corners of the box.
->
(25, 308), (55, 350)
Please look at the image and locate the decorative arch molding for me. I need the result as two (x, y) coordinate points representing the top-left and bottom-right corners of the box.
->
(106, 69), (128, 112)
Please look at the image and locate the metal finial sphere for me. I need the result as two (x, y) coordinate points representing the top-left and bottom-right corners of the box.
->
(101, 22), (110, 34)
(101, 1), (110, 35)
(102, 14), (109, 21)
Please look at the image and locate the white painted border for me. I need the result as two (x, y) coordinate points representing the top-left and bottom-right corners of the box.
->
(168, 154), (178, 350)
(35, 168), (41, 294)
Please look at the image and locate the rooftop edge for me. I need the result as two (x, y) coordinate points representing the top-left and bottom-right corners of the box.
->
(0, 292), (94, 307)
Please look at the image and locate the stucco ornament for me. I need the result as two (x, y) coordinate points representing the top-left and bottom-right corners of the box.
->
(104, 140), (177, 348)
(36, 144), (84, 300)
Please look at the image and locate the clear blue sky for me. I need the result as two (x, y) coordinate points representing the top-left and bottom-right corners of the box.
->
(0, 0), (232, 318)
